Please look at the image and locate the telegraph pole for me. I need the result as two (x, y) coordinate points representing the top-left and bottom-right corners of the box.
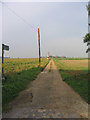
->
(48, 52), (50, 59)
(38, 28), (41, 67)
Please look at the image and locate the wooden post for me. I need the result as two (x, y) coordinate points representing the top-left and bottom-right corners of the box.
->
(2, 44), (4, 78)
(38, 28), (41, 67)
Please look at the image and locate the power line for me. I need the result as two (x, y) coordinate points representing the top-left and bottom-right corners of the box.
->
(0, 1), (37, 31)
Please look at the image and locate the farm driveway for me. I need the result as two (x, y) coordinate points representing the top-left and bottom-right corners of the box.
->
(3, 59), (88, 118)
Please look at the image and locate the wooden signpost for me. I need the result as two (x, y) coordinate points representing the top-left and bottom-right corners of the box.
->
(2, 44), (9, 78)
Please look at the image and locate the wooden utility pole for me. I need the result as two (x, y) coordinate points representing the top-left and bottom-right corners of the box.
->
(38, 28), (41, 66)
(48, 52), (50, 58)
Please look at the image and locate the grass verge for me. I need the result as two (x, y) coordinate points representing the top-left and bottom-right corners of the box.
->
(54, 58), (89, 103)
(2, 67), (42, 112)
(62, 72), (88, 103)
(49, 62), (52, 72)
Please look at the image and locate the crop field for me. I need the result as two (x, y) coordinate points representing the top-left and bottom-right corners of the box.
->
(54, 58), (89, 103)
(4, 58), (48, 75)
(2, 58), (49, 110)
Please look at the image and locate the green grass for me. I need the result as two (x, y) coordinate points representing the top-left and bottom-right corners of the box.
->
(63, 73), (88, 103)
(2, 58), (49, 111)
(49, 62), (52, 72)
(2, 67), (41, 111)
(54, 58), (89, 103)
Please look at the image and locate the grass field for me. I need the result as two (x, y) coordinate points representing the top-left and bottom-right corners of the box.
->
(2, 58), (49, 110)
(54, 58), (89, 103)
(0, 58), (1, 75)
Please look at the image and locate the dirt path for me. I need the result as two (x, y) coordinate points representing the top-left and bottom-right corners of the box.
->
(3, 59), (88, 118)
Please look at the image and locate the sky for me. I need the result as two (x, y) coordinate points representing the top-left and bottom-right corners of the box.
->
(0, 1), (89, 58)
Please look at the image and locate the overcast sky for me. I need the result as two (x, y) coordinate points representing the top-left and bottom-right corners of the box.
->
(0, 1), (89, 58)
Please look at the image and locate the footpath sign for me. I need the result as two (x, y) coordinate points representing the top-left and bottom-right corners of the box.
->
(2, 44), (9, 51)
(2, 44), (9, 79)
